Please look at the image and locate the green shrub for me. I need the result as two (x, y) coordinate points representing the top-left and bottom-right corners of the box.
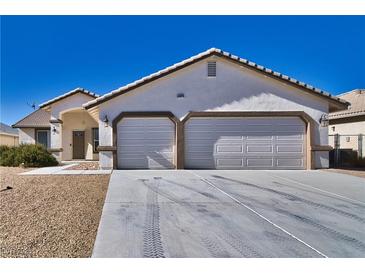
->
(0, 144), (58, 167)
(0, 145), (10, 158)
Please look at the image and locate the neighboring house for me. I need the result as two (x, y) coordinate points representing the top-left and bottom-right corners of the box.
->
(0, 122), (19, 146)
(13, 48), (349, 170)
(328, 89), (365, 158)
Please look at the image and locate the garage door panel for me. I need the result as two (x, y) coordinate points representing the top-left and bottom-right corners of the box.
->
(246, 158), (274, 168)
(277, 158), (303, 168)
(246, 135), (274, 141)
(276, 145), (303, 153)
(185, 117), (306, 170)
(118, 146), (174, 154)
(216, 145), (244, 153)
(119, 118), (172, 126)
(247, 145), (273, 153)
(117, 117), (175, 169)
(216, 158), (244, 168)
(119, 131), (174, 140)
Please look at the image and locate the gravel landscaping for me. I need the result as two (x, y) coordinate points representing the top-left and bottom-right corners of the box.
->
(0, 167), (109, 258)
(65, 162), (99, 170)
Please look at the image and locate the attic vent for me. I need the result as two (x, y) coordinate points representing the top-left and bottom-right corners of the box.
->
(207, 61), (216, 77)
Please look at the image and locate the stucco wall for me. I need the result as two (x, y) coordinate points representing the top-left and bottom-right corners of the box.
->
(328, 120), (365, 156)
(61, 111), (99, 160)
(97, 57), (331, 169)
(49, 93), (96, 153)
(18, 128), (35, 144)
(0, 134), (19, 146)
(329, 120), (365, 136)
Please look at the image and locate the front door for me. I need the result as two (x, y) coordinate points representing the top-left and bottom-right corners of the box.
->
(73, 131), (85, 159)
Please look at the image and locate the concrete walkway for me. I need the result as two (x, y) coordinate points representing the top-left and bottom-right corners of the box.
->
(20, 164), (112, 175)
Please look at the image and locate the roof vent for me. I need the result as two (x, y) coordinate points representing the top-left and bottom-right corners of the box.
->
(207, 61), (216, 77)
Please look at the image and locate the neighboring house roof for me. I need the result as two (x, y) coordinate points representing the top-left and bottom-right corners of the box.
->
(0, 122), (19, 136)
(12, 108), (51, 128)
(329, 89), (365, 120)
(39, 87), (99, 108)
(83, 48), (349, 111)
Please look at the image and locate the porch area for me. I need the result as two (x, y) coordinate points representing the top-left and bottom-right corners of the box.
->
(50, 109), (99, 161)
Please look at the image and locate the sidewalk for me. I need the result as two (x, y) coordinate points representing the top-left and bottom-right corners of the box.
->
(20, 164), (112, 175)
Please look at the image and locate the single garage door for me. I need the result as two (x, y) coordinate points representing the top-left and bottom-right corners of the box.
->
(185, 116), (306, 170)
(117, 117), (175, 169)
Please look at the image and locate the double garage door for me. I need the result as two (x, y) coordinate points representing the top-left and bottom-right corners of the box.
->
(117, 116), (306, 170)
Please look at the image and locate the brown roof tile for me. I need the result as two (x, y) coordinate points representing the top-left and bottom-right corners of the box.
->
(12, 108), (51, 128)
(329, 89), (365, 120)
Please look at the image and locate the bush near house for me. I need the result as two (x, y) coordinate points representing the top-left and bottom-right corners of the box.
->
(0, 144), (58, 167)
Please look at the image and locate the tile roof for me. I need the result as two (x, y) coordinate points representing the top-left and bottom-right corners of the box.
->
(329, 89), (365, 120)
(83, 48), (349, 110)
(12, 108), (51, 128)
(39, 87), (99, 108)
(0, 122), (19, 136)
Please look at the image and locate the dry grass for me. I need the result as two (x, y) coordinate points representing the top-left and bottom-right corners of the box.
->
(324, 168), (365, 179)
(0, 167), (109, 258)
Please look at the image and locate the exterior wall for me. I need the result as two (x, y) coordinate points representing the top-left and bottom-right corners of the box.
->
(98, 57), (330, 169)
(50, 93), (97, 120)
(99, 151), (113, 169)
(61, 111), (99, 160)
(18, 128), (35, 144)
(315, 151), (329, 168)
(0, 134), (19, 146)
(49, 93), (96, 156)
(328, 119), (365, 157)
(329, 120), (365, 136)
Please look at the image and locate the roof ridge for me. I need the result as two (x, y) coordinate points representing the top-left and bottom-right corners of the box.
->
(337, 88), (365, 97)
(80, 48), (349, 109)
(39, 87), (99, 108)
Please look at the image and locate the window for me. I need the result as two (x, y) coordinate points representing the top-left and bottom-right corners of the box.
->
(207, 61), (216, 77)
(92, 128), (99, 153)
(36, 130), (50, 148)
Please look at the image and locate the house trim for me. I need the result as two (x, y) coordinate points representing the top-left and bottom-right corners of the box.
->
(97, 146), (117, 152)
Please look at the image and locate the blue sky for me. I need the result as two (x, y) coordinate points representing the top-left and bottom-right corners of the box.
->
(1, 16), (364, 125)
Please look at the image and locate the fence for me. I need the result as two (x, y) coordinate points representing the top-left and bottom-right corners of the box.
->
(328, 134), (365, 168)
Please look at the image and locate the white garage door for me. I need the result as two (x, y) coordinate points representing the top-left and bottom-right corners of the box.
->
(185, 117), (306, 170)
(117, 117), (175, 169)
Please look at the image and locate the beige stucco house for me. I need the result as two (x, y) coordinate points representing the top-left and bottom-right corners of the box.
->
(0, 122), (19, 146)
(13, 48), (349, 170)
(328, 89), (365, 158)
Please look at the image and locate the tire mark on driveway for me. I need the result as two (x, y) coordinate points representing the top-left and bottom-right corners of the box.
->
(211, 175), (365, 223)
(276, 208), (365, 253)
(188, 171), (328, 258)
(143, 178), (264, 257)
(143, 180), (165, 258)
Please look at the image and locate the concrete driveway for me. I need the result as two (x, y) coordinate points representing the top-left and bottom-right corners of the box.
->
(92, 170), (365, 258)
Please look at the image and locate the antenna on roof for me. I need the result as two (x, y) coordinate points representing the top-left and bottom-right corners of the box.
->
(27, 101), (36, 110)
